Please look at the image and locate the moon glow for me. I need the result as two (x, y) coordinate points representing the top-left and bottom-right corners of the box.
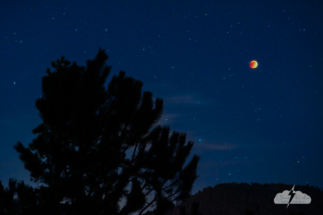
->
(249, 60), (258, 69)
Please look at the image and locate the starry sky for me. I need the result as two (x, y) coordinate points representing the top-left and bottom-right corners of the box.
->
(1, 0), (323, 206)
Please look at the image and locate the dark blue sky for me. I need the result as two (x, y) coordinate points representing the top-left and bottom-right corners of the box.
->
(1, 0), (322, 207)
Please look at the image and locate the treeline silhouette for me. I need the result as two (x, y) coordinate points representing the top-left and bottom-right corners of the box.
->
(159, 182), (323, 215)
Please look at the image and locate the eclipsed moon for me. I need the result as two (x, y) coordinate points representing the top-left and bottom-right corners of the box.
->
(249, 60), (258, 69)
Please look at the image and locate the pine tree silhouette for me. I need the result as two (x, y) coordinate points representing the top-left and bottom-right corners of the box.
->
(1, 48), (201, 215)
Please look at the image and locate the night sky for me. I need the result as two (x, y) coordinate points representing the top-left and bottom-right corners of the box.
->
(1, 0), (323, 208)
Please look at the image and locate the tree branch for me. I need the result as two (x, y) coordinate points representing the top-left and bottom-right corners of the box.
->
(138, 194), (157, 215)
(162, 179), (180, 191)
(131, 142), (139, 165)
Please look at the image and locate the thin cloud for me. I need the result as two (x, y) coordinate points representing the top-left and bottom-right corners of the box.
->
(200, 159), (249, 168)
(162, 94), (214, 105)
(198, 142), (237, 150)
(157, 113), (181, 126)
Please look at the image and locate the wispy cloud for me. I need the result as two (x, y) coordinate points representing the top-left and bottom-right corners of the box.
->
(183, 130), (239, 151)
(157, 113), (181, 126)
(200, 159), (249, 168)
(198, 142), (237, 150)
(162, 94), (214, 105)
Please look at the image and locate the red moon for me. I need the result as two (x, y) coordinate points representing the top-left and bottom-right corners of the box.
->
(249, 60), (258, 69)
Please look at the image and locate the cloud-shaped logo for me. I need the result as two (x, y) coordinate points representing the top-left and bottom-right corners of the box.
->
(274, 185), (311, 208)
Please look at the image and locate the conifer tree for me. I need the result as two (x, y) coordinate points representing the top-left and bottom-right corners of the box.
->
(165, 202), (203, 215)
(5, 48), (200, 215)
(0, 178), (45, 215)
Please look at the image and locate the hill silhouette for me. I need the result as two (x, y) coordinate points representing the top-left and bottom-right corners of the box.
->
(160, 182), (323, 215)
